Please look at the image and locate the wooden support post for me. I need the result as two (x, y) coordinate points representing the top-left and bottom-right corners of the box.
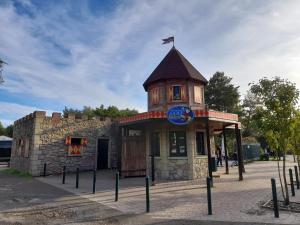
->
(235, 124), (243, 181)
(205, 118), (213, 186)
(223, 127), (229, 174)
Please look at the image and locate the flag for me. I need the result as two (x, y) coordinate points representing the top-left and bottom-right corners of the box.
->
(162, 36), (174, 44)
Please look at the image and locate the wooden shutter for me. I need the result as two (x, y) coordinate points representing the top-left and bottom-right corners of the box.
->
(181, 85), (187, 101)
(167, 86), (173, 102)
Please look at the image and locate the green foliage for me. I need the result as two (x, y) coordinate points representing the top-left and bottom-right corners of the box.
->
(63, 107), (83, 118)
(205, 71), (241, 114)
(241, 91), (259, 137)
(0, 121), (5, 135)
(0, 122), (13, 137)
(4, 125), (13, 137)
(3, 168), (32, 178)
(250, 77), (299, 152)
(63, 105), (138, 118)
(249, 76), (299, 205)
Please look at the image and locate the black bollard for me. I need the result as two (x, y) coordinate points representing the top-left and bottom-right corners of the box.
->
(151, 154), (155, 186)
(289, 168), (295, 196)
(271, 178), (279, 218)
(93, 169), (96, 194)
(115, 172), (119, 201)
(294, 166), (299, 190)
(43, 163), (47, 177)
(206, 177), (212, 215)
(62, 166), (66, 184)
(146, 176), (150, 213)
(76, 168), (79, 189)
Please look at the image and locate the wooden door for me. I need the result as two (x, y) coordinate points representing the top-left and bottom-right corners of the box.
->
(121, 135), (146, 177)
(97, 139), (109, 170)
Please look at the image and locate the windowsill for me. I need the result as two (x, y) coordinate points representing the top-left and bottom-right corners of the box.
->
(168, 156), (188, 160)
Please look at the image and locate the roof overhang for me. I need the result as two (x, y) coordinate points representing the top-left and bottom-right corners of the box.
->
(119, 110), (240, 128)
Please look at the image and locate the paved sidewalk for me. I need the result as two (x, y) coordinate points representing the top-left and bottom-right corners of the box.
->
(38, 159), (300, 224)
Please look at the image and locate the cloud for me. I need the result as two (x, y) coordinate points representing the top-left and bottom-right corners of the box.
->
(0, 101), (54, 126)
(1, 0), (300, 125)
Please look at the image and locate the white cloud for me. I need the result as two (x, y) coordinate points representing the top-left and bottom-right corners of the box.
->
(1, 0), (300, 124)
(0, 101), (54, 126)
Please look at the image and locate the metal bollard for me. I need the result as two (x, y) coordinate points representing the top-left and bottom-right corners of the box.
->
(294, 166), (299, 190)
(206, 177), (212, 215)
(62, 166), (66, 184)
(146, 176), (150, 213)
(93, 169), (96, 194)
(289, 168), (295, 196)
(43, 163), (47, 177)
(271, 178), (279, 218)
(115, 172), (119, 201)
(151, 154), (155, 186)
(76, 168), (79, 189)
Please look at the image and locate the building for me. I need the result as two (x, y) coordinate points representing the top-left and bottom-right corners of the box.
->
(0, 135), (12, 162)
(10, 112), (118, 176)
(119, 47), (243, 181)
(10, 47), (244, 180)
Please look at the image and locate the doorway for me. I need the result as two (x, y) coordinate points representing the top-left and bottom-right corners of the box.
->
(97, 139), (109, 170)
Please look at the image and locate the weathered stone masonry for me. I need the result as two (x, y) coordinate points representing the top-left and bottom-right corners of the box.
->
(11, 111), (118, 176)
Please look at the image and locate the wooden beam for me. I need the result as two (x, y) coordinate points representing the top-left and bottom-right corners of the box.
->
(223, 127), (229, 174)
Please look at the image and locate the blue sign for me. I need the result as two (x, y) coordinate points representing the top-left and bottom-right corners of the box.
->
(167, 106), (195, 125)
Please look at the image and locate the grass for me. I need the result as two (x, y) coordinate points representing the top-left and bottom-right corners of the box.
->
(2, 168), (32, 178)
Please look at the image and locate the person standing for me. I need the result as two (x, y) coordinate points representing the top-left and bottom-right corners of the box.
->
(216, 146), (223, 167)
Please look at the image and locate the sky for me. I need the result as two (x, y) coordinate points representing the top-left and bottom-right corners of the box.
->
(1, 0), (300, 127)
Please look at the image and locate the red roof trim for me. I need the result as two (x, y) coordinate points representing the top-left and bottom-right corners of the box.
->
(119, 110), (238, 125)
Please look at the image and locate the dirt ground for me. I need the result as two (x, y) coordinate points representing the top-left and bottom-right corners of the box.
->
(0, 168), (295, 225)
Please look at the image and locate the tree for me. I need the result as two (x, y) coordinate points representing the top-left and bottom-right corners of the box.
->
(290, 111), (300, 169)
(241, 91), (259, 137)
(63, 105), (138, 119)
(63, 107), (83, 118)
(250, 77), (299, 205)
(5, 125), (13, 137)
(0, 121), (5, 135)
(205, 72), (241, 114)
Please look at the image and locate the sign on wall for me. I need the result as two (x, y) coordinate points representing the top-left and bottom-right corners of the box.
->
(167, 106), (195, 125)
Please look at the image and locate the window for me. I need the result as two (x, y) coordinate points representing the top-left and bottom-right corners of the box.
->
(71, 138), (82, 146)
(150, 88), (159, 105)
(173, 85), (181, 100)
(194, 86), (203, 103)
(150, 132), (160, 157)
(169, 131), (187, 157)
(196, 131), (205, 155)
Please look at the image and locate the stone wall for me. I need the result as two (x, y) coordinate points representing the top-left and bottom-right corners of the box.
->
(11, 111), (118, 176)
(193, 157), (208, 179)
(10, 112), (36, 174)
(166, 158), (189, 179)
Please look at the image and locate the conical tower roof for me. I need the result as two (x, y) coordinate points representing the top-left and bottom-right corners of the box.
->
(143, 47), (208, 91)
